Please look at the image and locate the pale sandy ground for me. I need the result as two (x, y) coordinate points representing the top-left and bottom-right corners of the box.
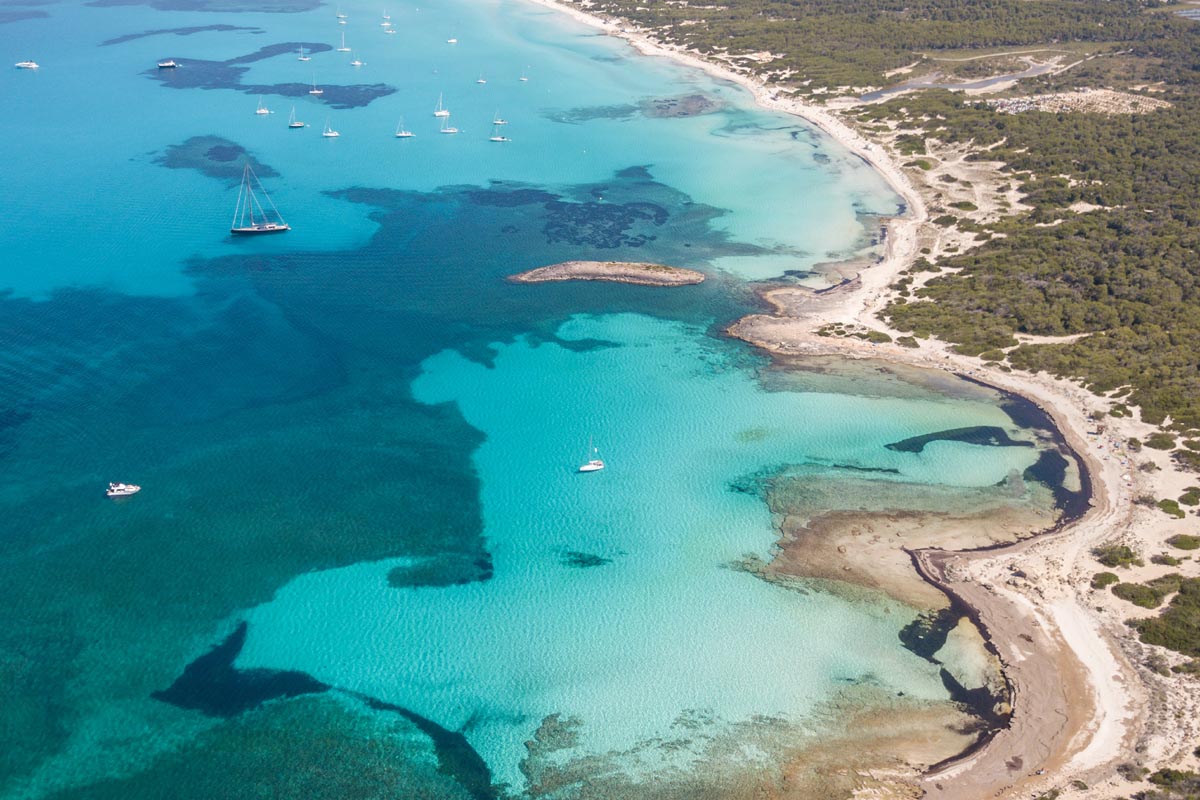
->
(523, 0), (1200, 795)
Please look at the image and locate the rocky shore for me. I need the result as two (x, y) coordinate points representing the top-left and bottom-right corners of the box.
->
(508, 260), (705, 287)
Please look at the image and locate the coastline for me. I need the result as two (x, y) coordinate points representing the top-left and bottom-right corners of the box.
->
(518, 0), (1172, 796)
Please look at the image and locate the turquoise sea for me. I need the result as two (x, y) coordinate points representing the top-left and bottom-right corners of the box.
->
(0, 0), (1080, 797)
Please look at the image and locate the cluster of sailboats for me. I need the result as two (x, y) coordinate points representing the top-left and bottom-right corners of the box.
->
(223, 8), (537, 236)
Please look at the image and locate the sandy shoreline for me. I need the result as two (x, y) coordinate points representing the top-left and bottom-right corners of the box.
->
(518, 0), (1199, 796)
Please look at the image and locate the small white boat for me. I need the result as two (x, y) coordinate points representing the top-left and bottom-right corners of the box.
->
(519, 70), (528, 82)
(433, 92), (450, 117)
(297, 46), (310, 62)
(157, 59), (179, 68)
(350, 51), (365, 67)
(476, 74), (486, 84)
(106, 482), (141, 497)
(338, 18), (347, 24)
(309, 75), (324, 95)
(322, 118), (340, 138)
(439, 117), (459, 134)
(288, 106), (305, 128)
(488, 124), (510, 142)
(255, 96), (271, 115)
(384, 27), (397, 34)
(492, 112), (508, 125)
(336, 32), (351, 52)
(382, 10), (390, 19)
(14, 60), (38, 69)
(335, 7), (347, 17)
(577, 438), (604, 473)
(394, 117), (414, 138)
(446, 37), (457, 44)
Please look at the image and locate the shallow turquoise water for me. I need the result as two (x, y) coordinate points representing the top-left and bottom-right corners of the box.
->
(0, 1), (1062, 797)
(240, 313), (1041, 788)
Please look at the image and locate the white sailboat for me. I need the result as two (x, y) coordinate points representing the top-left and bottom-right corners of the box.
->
(309, 75), (324, 95)
(488, 123), (510, 142)
(349, 51), (365, 67)
(519, 69), (528, 82)
(492, 111), (508, 125)
(447, 37), (458, 44)
(336, 32), (351, 52)
(255, 96), (271, 115)
(577, 438), (604, 472)
(322, 118), (340, 138)
(384, 26), (397, 34)
(230, 163), (289, 235)
(297, 45), (310, 62)
(287, 106), (305, 128)
(439, 116), (459, 135)
(394, 117), (414, 138)
(335, 6), (347, 17)
(433, 92), (450, 117)
(475, 73), (487, 85)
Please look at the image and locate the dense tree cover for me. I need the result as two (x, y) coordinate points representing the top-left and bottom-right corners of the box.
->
(580, 0), (1200, 442)
(571, 0), (1180, 88)
(880, 84), (1200, 431)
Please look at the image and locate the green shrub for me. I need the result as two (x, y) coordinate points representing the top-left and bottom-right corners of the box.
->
(1146, 432), (1177, 450)
(1132, 577), (1200, 657)
(1168, 535), (1200, 551)
(1151, 554), (1183, 566)
(950, 201), (978, 211)
(1179, 487), (1200, 506)
(1159, 499), (1186, 519)
(1093, 545), (1143, 568)
(1092, 571), (1120, 589)
(1112, 582), (1163, 608)
(905, 159), (933, 170)
(864, 330), (892, 344)
(896, 335), (920, 349)
(932, 214), (958, 227)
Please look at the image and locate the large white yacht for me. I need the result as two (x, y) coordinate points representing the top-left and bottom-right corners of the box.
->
(106, 482), (141, 497)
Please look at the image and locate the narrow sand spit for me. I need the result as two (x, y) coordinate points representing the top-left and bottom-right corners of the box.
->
(508, 260), (705, 286)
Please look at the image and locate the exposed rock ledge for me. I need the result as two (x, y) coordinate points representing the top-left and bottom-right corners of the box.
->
(508, 260), (705, 287)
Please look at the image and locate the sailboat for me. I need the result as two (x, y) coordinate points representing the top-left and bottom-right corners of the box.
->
(255, 96), (271, 115)
(492, 111), (508, 125)
(287, 106), (305, 128)
(447, 37), (458, 44)
(433, 93), (450, 117)
(349, 51), (365, 67)
(335, 6), (347, 18)
(394, 117), (414, 138)
(488, 123), (510, 142)
(577, 438), (604, 472)
(336, 32), (351, 52)
(322, 118), (340, 138)
(475, 73), (487, 85)
(308, 75), (324, 95)
(297, 46), (310, 62)
(519, 69), (528, 82)
(439, 116), (459, 135)
(230, 164), (289, 235)
(384, 25), (397, 34)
